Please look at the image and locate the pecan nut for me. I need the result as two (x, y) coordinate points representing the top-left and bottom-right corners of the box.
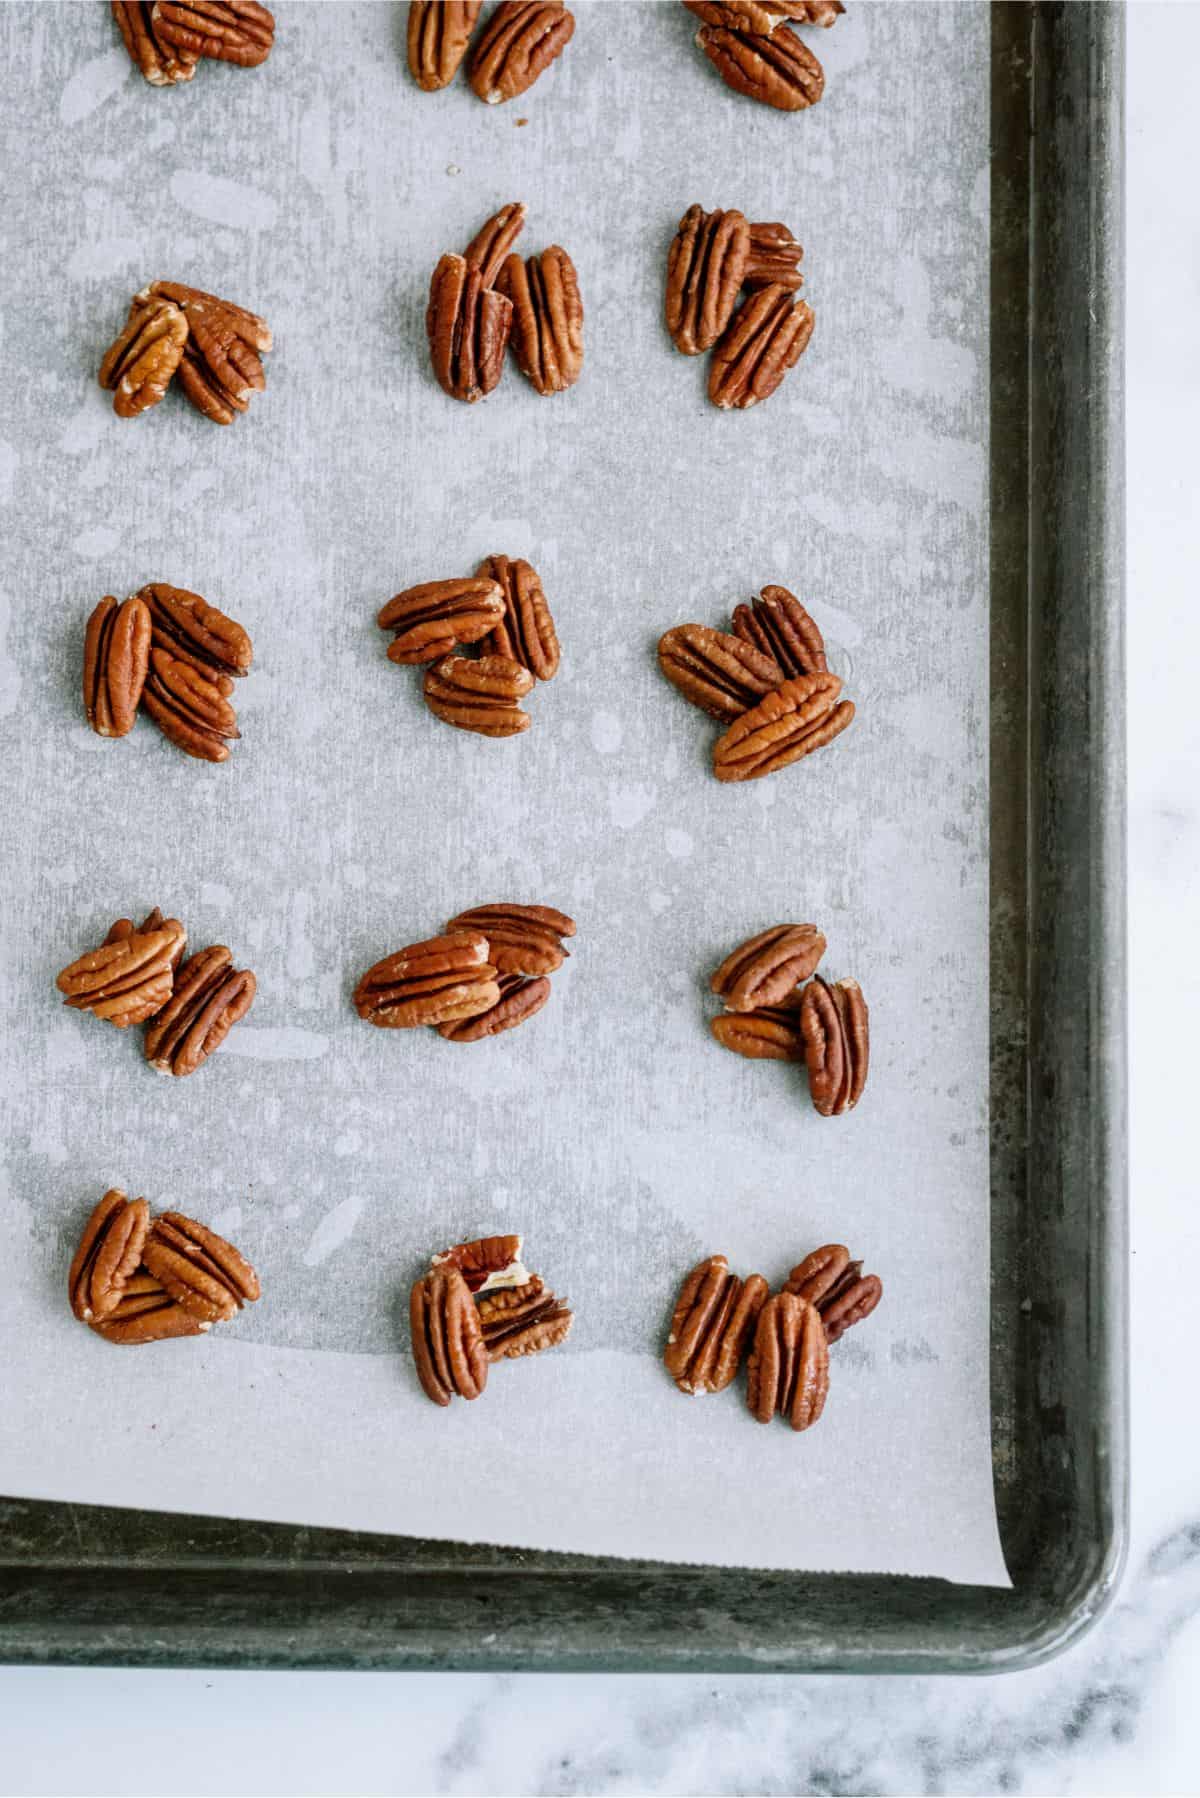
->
(477, 1274), (573, 1361)
(469, 1), (575, 104)
(710, 923), (825, 1011)
(141, 647), (240, 762)
(90, 1272), (209, 1344)
(104, 907), (187, 972)
(410, 1266), (489, 1405)
(746, 1293), (829, 1429)
(57, 917), (186, 1028)
(377, 577), (504, 665)
(664, 1255), (769, 1395)
(684, 1), (841, 31)
(113, 0), (199, 83)
(463, 200), (527, 288)
(436, 972), (551, 1041)
(83, 594), (152, 738)
(744, 221), (804, 292)
(423, 653), (533, 737)
(431, 1234), (530, 1293)
(444, 902), (575, 976)
(712, 672), (853, 782)
(710, 1005), (805, 1061)
(784, 1244), (882, 1342)
(151, 0), (275, 67)
(353, 930), (499, 1029)
(142, 1211), (261, 1324)
(709, 285), (815, 410)
(664, 205), (749, 357)
(144, 945), (256, 1076)
(477, 554), (560, 680)
(731, 585), (827, 677)
(800, 976), (869, 1116)
(146, 280), (271, 425)
(696, 21), (825, 111)
(407, 0), (482, 90)
(427, 254), (513, 403)
(657, 623), (781, 723)
(68, 1190), (151, 1324)
(140, 582), (253, 679)
(98, 295), (188, 418)
(497, 246), (583, 395)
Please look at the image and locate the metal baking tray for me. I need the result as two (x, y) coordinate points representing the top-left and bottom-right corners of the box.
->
(0, 0), (1125, 1672)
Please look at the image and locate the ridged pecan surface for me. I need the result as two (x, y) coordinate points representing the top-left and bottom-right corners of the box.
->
(657, 623), (781, 723)
(444, 903), (575, 976)
(497, 246), (583, 395)
(144, 945), (256, 1076)
(141, 582), (253, 679)
(800, 976), (869, 1116)
(427, 254), (513, 403)
(408, 0), (482, 90)
(730, 585), (827, 677)
(436, 972), (551, 1041)
(146, 279), (271, 424)
(56, 918), (185, 1028)
(151, 0), (275, 67)
(477, 554), (560, 679)
(664, 1254), (769, 1396)
(431, 1234), (529, 1294)
(83, 594), (151, 738)
(712, 671), (853, 782)
(141, 648), (240, 762)
(423, 653), (533, 737)
(98, 295), (188, 417)
(785, 1243), (882, 1342)
(744, 221), (804, 291)
(696, 20), (825, 110)
(143, 1210), (261, 1323)
(745, 1292), (829, 1430)
(710, 923), (826, 1011)
(709, 284), (815, 409)
(410, 1266), (489, 1405)
(353, 930), (499, 1028)
(68, 1191), (151, 1324)
(90, 1271), (208, 1343)
(378, 577), (504, 665)
(664, 205), (749, 356)
(112, 0), (199, 83)
(463, 201), (527, 288)
(684, 0), (841, 30)
(710, 1004), (805, 1061)
(469, 1), (574, 104)
(477, 1275), (573, 1361)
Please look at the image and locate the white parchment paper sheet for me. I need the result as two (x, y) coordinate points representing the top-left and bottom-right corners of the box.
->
(0, 1), (1007, 1583)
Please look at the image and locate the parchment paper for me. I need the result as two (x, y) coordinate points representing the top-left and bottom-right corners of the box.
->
(0, 1), (1007, 1584)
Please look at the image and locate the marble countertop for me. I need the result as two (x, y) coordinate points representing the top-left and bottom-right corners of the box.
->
(0, 6), (1192, 1795)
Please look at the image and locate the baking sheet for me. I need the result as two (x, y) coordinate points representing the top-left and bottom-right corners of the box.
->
(0, 0), (1007, 1584)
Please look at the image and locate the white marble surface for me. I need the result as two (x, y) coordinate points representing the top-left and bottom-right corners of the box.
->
(0, 5), (1194, 1795)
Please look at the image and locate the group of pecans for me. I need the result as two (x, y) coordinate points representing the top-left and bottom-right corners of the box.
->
(83, 583), (253, 763)
(666, 203), (812, 410)
(408, 0), (574, 104)
(684, 0), (842, 112)
(427, 202), (583, 404)
(710, 923), (868, 1117)
(658, 584), (855, 782)
(69, 1188), (261, 1346)
(354, 903), (575, 1043)
(378, 553), (559, 738)
(113, 0), (275, 87)
(665, 1242), (880, 1432)
(410, 1233), (572, 1407)
(55, 907), (256, 1079)
(99, 280), (273, 427)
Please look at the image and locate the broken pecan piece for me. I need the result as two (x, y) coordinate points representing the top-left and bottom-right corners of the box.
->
(746, 1293), (829, 1430)
(730, 585), (827, 677)
(407, 0), (482, 90)
(141, 647), (240, 763)
(377, 577), (504, 665)
(436, 973), (551, 1041)
(68, 1191), (151, 1325)
(710, 923), (826, 1012)
(664, 1254), (769, 1395)
(410, 1265), (489, 1405)
(477, 1274), (572, 1361)
(353, 930), (499, 1029)
(90, 1272), (208, 1344)
(144, 945), (256, 1076)
(665, 205), (749, 357)
(684, 1), (841, 31)
(151, 0), (275, 68)
(431, 1234), (530, 1294)
(57, 918), (184, 1028)
(696, 21), (825, 111)
(98, 295), (188, 418)
(710, 1004), (805, 1061)
(785, 1244), (882, 1342)
(477, 554), (559, 680)
(423, 653), (533, 738)
(497, 246), (583, 395)
(712, 672), (853, 782)
(83, 594), (151, 739)
(444, 903), (575, 976)
(427, 254), (513, 403)
(657, 623), (782, 723)
(143, 1211), (261, 1324)
(744, 221), (804, 292)
(463, 200), (527, 288)
(800, 976), (869, 1116)
(113, 0), (199, 83)
(709, 285), (815, 410)
(140, 582), (253, 679)
(469, 1), (574, 105)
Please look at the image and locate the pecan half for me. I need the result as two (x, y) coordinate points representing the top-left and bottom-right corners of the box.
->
(477, 1274), (572, 1361)
(469, 1), (574, 104)
(98, 295), (187, 418)
(57, 919), (184, 1028)
(800, 976), (869, 1116)
(423, 653), (533, 737)
(744, 221), (804, 292)
(497, 246), (583, 396)
(696, 22), (825, 111)
(730, 585), (827, 677)
(746, 1293), (829, 1429)
(463, 200), (527, 289)
(664, 1255), (769, 1395)
(377, 577), (504, 665)
(410, 1266), (489, 1405)
(684, 1), (841, 31)
(141, 647), (240, 762)
(477, 554), (559, 680)
(90, 1272), (209, 1344)
(436, 973), (551, 1041)
(444, 902), (575, 976)
(83, 594), (151, 739)
(68, 1190), (151, 1324)
(710, 923), (825, 1012)
(151, 0), (275, 67)
(353, 930), (499, 1028)
(785, 1244), (882, 1343)
(710, 1005), (805, 1061)
(431, 1234), (529, 1294)
(427, 254), (513, 403)
(147, 279), (270, 424)
(140, 582), (253, 679)
(143, 1211), (261, 1323)
(144, 945), (256, 1076)
(408, 0), (482, 90)
(664, 205), (749, 357)
(712, 672), (853, 783)
(709, 285), (815, 410)
(113, 0), (199, 83)
(657, 623), (782, 723)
